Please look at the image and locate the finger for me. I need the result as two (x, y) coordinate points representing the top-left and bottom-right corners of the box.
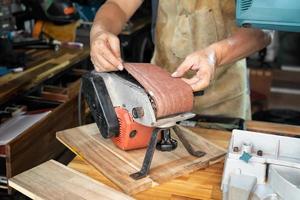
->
(98, 56), (118, 71)
(191, 64), (200, 71)
(182, 75), (208, 91)
(107, 36), (121, 59)
(190, 72), (210, 91)
(99, 42), (122, 69)
(97, 54), (118, 72)
(90, 52), (105, 72)
(107, 36), (123, 70)
(190, 80), (209, 91)
(181, 77), (200, 85)
(91, 43), (107, 72)
(90, 56), (101, 72)
(171, 57), (194, 77)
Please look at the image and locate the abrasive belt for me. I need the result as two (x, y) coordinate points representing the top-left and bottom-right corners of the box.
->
(124, 63), (194, 118)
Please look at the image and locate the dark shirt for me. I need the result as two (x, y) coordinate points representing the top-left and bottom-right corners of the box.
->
(151, 0), (159, 42)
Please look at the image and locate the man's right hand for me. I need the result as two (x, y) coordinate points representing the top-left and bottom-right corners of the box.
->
(90, 30), (123, 72)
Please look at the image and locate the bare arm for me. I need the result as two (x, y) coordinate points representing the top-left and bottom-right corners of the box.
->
(172, 28), (272, 91)
(90, 0), (143, 72)
(212, 28), (272, 66)
(91, 0), (142, 38)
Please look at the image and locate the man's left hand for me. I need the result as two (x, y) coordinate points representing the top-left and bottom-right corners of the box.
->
(171, 48), (216, 91)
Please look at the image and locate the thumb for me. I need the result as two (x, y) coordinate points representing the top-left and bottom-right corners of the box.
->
(107, 35), (121, 59)
(171, 57), (194, 78)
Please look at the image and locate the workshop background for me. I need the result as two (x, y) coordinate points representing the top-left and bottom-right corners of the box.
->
(0, 0), (300, 199)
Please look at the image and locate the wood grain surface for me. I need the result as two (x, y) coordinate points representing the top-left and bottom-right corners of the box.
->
(68, 127), (231, 200)
(246, 120), (300, 136)
(67, 121), (300, 199)
(9, 160), (133, 200)
(124, 63), (194, 118)
(57, 124), (226, 194)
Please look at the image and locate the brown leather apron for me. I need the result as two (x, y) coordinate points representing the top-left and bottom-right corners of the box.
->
(151, 0), (251, 119)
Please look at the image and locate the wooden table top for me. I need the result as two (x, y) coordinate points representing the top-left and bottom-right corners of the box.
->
(0, 48), (89, 104)
(68, 127), (231, 200)
(67, 121), (300, 199)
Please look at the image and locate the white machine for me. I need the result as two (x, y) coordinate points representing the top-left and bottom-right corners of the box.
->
(222, 130), (300, 200)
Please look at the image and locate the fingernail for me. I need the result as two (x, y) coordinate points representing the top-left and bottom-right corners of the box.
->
(117, 63), (124, 71)
(171, 71), (178, 77)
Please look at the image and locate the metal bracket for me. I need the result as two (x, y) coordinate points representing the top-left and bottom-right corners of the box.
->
(173, 125), (206, 157)
(130, 128), (161, 180)
(130, 125), (206, 180)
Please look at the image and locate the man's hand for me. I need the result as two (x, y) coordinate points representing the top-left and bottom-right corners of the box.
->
(90, 0), (143, 72)
(171, 28), (271, 92)
(90, 30), (123, 72)
(172, 48), (216, 91)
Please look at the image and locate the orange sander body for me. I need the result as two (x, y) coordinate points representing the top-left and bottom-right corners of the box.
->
(113, 107), (155, 150)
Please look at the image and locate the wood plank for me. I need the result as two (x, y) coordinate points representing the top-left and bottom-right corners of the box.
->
(57, 126), (153, 195)
(57, 124), (226, 195)
(246, 120), (300, 136)
(69, 154), (225, 200)
(9, 160), (133, 200)
(68, 121), (300, 200)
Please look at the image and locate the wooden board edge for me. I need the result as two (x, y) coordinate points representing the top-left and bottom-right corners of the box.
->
(89, 135), (140, 171)
(246, 120), (300, 137)
(208, 155), (226, 166)
(48, 160), (135, 199)
(178, 125), (227, 152)
(56, 132), (154, 195)
(9, 179), (43, 200)
(150, 159), (209, 183)
(9, 160), (134, 200)
(56, 123), (96, 137)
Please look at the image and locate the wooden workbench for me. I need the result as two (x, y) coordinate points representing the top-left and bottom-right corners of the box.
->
(67, 121), (300, 200)
(67, 127), (229, 200)
(0, 47), (90, 193)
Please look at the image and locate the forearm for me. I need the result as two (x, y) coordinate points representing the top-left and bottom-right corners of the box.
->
(90, 0), (143, 42)
(211, 28), (272, 67)
(90, 2), (127, 41)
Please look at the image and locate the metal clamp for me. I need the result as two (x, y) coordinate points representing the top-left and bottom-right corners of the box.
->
(130, 125), (206, 180)
(130, 128), (161, 180)
(173, 125), (206, 157)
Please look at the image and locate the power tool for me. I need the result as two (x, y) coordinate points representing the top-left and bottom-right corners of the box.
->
(21, 0), (79, 24)
(82, 64), (206, 180)
(236, 0), (300, 32)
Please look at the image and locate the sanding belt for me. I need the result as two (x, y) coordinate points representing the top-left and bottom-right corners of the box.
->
(124, 63), (194, 118)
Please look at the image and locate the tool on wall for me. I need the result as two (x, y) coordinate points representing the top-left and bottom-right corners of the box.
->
(20, 0), (79, 24)
(82, 63), (206, 180)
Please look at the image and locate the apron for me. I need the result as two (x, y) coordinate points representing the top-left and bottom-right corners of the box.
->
(151, 0), (251, 119)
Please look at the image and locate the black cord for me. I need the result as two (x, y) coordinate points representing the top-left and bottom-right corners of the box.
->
(78, 79), (82, 126)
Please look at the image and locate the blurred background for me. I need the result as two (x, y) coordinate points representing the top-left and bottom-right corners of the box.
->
(0, 1), (299, 198)
(1, 0), (299, 125)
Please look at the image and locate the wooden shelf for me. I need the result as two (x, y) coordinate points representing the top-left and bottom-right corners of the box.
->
(0, 48), (89, 105)
(0, 48), (90, 193)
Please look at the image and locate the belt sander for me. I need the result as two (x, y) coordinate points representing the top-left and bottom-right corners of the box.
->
(82, 63), (205, 179)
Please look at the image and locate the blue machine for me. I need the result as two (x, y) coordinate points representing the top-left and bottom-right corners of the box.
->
(236, 0), (300, 32)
